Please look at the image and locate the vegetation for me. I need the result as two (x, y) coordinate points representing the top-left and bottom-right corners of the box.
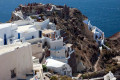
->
(50, 76), (58, 80)
(59, 76), (73, 80)
(42, 64), (47, 72)
(39, 13), (44, 17)
(104, 42), (110, 48)
(30, 16), (37, 19)
(81, 71), (105, 79)
(50, 75), (73, 80)
(105, 64), (120, 73)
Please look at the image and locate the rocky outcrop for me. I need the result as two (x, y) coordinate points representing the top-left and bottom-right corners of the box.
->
(11, 12), (23, 21)
(109, 32), (120, 40)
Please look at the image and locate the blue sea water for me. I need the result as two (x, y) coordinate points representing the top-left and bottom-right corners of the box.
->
(0, 0), (120, 37)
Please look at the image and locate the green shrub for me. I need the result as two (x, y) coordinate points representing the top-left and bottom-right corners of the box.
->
(59, 75), (73, 80)
(30, 16), (37, 19)
(104, 42), (110, 48)
(42, 64), (47, 72)
(50, 76), (58, 80)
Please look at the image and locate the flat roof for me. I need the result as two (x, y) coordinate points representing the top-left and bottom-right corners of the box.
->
(16, 25), (37, 33)
(0, 23), (12, 29)
(42, 29), (54, 34)
(46, 58), (65, 68)
(0, 42), (30, 56)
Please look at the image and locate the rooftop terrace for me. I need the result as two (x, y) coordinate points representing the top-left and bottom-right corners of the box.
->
(0, 42), (30, 56)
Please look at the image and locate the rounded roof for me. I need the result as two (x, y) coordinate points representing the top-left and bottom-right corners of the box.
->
(46, 58), (65, 68)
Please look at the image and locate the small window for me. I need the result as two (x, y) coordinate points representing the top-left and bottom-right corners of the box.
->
(11, 68), (16, 78)
(32, 36), (34, 39)
(10, 39), (12, 42)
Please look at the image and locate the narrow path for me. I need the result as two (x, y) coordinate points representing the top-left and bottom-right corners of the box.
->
(83, 54), (92, 68)
(94, 56), (100, 72)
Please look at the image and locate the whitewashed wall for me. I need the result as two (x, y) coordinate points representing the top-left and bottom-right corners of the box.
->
(0, 24), (12, 39)
(34, 19), (49, 30)
(0, 43), (33, 80)
(50, 37), (63, 49)
(50, 48), (65, 58)
(0, 38), (3, 46)
(14, 30), (39, 40)
(31, 43), (43, 58)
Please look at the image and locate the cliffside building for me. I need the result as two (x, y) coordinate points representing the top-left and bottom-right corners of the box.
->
(46, 58), (72, 76)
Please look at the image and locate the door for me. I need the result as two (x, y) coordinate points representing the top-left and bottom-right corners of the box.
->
(18, 33), (20, 39)
(39, 30), (42, 38)
(4, 34), (7, 45)
(64, 71), (66, 75)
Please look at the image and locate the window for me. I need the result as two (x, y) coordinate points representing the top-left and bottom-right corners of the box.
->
(32, 36), (34, 39)
(11, 68), (16, 78)
(10, 39), (12, 42)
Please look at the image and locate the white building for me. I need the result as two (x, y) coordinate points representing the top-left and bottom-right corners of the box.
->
(32, 56), (44, 80)
(83, 20), (105, 47)
(46, 58), (72, 76)
(0, 13), (74, 77)
(104, 71), (116, 80)
(27, 38), (46, 64)
(0, 23), (14, 45)
(65, 44), (74, 60)
(0, 17), (57, 46)
(15, 24), (39, 40)
(41, 29), (71, 63)
(34, 19), (50, 30)
(0, 38), (3, 45)
(0, 42), (33, 80)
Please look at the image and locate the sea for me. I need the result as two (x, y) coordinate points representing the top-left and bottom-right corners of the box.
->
(0, 0), (120, 37)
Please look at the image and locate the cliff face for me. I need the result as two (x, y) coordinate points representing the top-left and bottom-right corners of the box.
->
(47, 7), (99, 72)
(11, 3), (99, 73)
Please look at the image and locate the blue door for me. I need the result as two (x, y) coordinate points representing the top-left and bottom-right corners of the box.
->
(4, 34), (7, 45)
(39, 31), (42, 38)
(18, 33), (20, 39)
